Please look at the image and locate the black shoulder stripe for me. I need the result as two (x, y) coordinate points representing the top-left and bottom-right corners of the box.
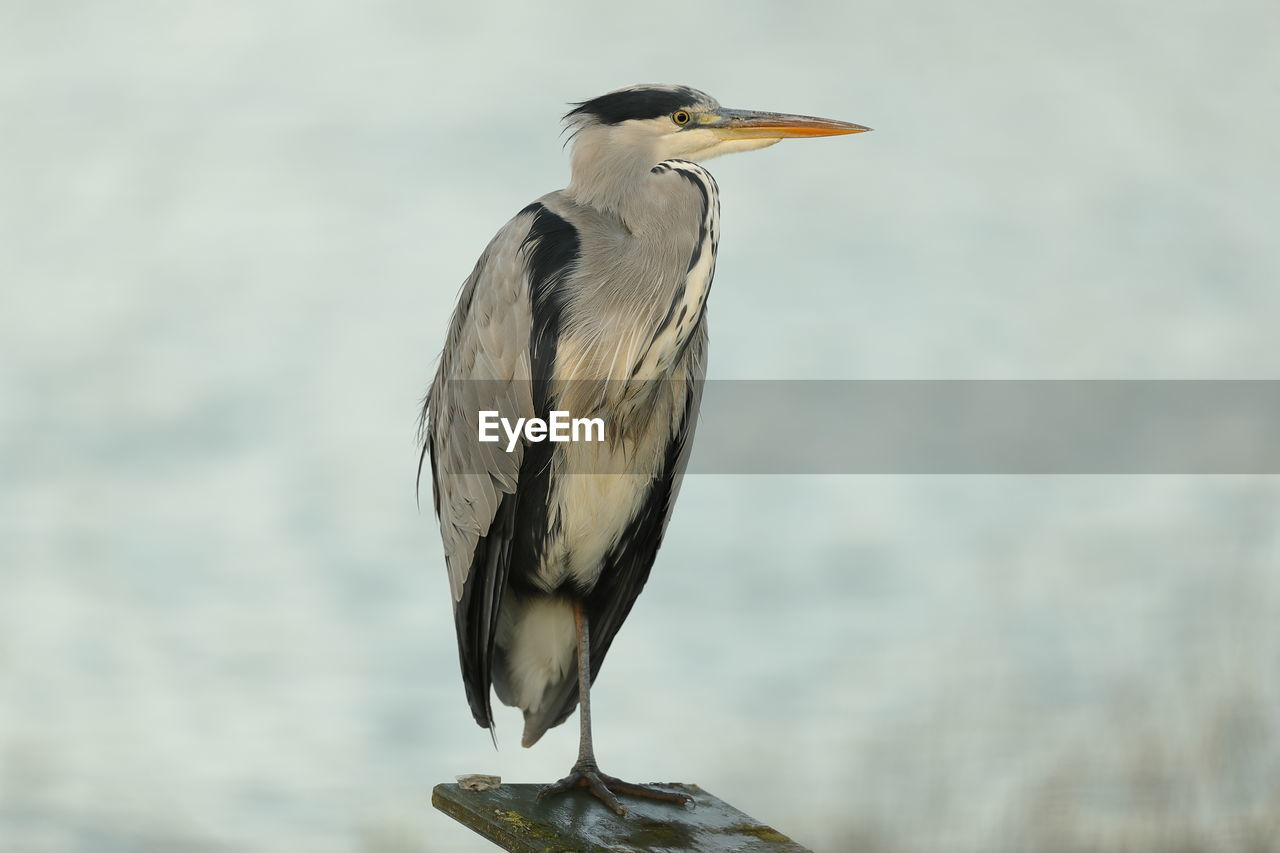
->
(522, 204), (580, 413)
(494, 204), (580, 596)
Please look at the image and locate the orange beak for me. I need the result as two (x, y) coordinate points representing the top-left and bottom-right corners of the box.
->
(710, 108), (871, 139)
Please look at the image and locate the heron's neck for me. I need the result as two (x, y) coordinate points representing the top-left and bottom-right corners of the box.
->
(565, 129), (664, 232)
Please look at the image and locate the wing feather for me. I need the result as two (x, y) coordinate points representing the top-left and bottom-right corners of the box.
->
(421, 202), (579, 729)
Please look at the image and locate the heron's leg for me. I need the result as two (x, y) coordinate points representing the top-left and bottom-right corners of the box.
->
(538, 601), (692, 816)
(573, 599), (598, 765)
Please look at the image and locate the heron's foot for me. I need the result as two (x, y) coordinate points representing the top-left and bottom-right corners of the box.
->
(538, 760), (692, 816)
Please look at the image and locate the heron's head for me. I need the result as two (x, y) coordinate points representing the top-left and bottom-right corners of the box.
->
(564, 83), (869, 166)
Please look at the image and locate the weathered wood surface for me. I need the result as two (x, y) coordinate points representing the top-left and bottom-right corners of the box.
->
(432, 781), (814, 852)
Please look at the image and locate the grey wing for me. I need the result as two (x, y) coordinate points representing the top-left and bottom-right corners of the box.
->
(420, 208), (539, 726)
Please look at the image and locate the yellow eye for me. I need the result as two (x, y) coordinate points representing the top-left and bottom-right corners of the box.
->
(672, 110), (691, 126)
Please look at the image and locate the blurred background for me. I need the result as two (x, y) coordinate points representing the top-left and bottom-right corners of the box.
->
(2, 0), (1279, 850)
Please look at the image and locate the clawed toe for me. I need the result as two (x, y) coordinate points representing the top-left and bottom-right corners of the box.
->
(539, 761), (692, 815)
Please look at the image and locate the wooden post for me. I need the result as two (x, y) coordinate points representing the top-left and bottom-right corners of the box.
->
(432, 781), (814, 852)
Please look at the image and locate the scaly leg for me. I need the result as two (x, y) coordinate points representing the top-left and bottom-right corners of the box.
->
(538, 601), (692, 816)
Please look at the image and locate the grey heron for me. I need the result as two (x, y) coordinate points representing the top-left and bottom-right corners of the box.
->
(420, 84), (868, 815)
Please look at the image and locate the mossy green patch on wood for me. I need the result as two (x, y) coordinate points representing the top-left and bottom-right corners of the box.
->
(432, 781), (813, 852)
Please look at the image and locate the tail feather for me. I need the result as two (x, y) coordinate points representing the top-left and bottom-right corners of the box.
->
(521, 671), (579, 747)
(490, 593), (578, 746)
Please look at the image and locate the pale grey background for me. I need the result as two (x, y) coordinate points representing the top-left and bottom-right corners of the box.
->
(2, 1), (1278, 851)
